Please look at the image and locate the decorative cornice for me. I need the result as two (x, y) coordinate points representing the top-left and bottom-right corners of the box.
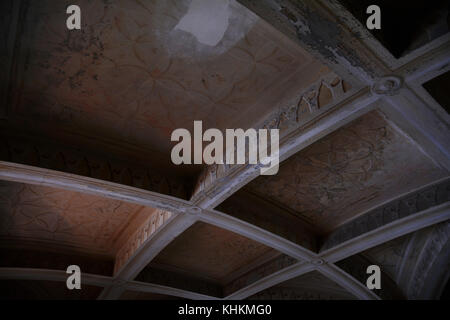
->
(114, 209), (175, 274)
(321, 178), (450, 252)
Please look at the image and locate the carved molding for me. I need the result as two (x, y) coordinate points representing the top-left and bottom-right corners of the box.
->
(115, 214), (196, 277)
(259, 73), (351, 133)
(191, 73), (352, 204)
(114, 209), (174, 274)
(100, 214), (197, 299)
(321, 178), (450, 252)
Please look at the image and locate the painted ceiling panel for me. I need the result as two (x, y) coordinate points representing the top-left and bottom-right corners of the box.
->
(5, 0), (324, 177)
(0, 0), (447, 301)
(0, 180), (154, 256)
(152, 221), (278, 284)
(245, 110), (448, 233)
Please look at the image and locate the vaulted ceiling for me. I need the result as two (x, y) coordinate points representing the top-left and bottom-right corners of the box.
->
(0, 0), (449, 300)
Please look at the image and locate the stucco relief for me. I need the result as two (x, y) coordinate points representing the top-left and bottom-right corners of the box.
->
(191, 72), (350, 200)
(10, 0), (308, 163)
(0, 180), (153, 256)
(114, 208), (174, 273)
(245, 110), (448, 233)
(321, 177), (450, 250)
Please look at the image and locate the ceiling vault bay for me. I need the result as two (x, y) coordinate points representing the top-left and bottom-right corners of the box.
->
(0, 0), (449, 300)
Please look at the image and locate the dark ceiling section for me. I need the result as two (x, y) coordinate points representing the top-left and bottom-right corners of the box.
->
(0, 247), (114, 277)
(135, 222), (283, 298)
(0, 280), (103, 300)
(423, 71), (450, 114)
(120, 291), (182, 300)
(248, 271), (356, 300)
(441, 279), (450, 300)
(339, 0), (450, 58)
(335, 255), (405, 300)
(135, 265), (223, 298)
